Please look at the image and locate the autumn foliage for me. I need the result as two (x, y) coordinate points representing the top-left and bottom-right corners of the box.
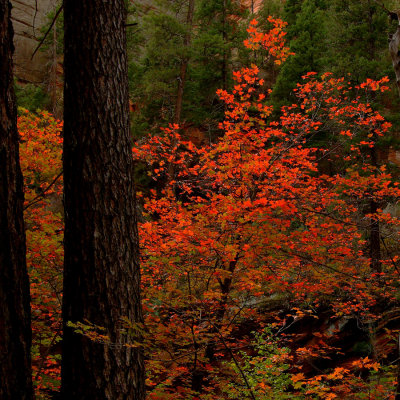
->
(19, 109), (63, 397)
(21, 18), (400, 399)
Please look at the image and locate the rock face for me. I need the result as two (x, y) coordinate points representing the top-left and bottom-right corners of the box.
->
(241, 0), (263, 13)
(11, 0), (58, 83)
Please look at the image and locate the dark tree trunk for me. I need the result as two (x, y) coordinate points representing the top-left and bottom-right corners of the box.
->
(0, 1), (33, 399)
(61, 1), (145, 399)
(396, 334), (400, 400)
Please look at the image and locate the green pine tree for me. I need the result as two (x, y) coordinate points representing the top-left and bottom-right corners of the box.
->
(128, 0), (189, 137)
(128, 0), (248, 138)
(188, 0), (248, 130)
(271, 0), (327, 108)
(325, 0), (394, 83)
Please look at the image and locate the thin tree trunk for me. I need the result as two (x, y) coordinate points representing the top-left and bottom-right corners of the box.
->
(367, 0), (376, 60)
(204, 254), (239, 364)
(369, 137), (381, 273)
(389, 12), (400, 95)
(61, 1), (145, 399)
(174, 0), (195, 125)
(50, 21), (58, 117)
(169, 0), (195, 180)
(0, 1), (33, 398)
(369, 198), (382, 273)
(222, 0), (228, 91)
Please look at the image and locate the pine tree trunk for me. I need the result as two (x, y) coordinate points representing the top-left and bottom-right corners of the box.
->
(0, 1), (33, 399)
(174, 0), (195, 125)
(222, 0), (227, 91)
(61, 1), (145, 399)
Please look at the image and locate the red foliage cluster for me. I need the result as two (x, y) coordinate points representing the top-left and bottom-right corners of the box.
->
(19, 110), (63, 398)
(133, 18), (400, 399)
(20, 17), (400, 399)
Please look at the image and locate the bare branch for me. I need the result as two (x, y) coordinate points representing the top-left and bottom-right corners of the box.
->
(31, 2), (64, 60)
(23, 171), (63, 210)
(207, 319), (257, 400)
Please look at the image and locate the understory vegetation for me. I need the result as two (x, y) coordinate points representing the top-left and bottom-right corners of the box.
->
(19, 1), (400, 398)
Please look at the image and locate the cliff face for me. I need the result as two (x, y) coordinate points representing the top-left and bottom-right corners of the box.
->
(9, 0), (261, 84)
(11, 0), (58, 83)
(241, 0), (263, 13)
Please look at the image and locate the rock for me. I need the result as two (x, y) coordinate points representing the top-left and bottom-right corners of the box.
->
(11, 0), (58, 83)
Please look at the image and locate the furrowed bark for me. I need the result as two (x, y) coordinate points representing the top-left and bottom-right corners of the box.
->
(61, 1), (145, 398)
(0, 1), (33, 398)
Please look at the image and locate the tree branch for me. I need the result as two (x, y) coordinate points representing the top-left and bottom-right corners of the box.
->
(373, 0), (397, 18)
(24, 171), (63, 210)
(207, 319), (257, 400)
(31, 2), (64, 60)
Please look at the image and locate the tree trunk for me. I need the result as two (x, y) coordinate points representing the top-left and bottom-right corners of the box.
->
(0, 1), (33, 399)
(174, 0), (195, 125)
(369, 198), (382, 273)
(49, 21), (59, 118)
(61, 1), (145, 399)
(222, 0), (228, 91)
(369, 136), (381, 273)
(389, 13), (400, 95)
(396, 334), (400, 400)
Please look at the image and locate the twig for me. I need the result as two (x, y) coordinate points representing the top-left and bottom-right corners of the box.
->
(372, 0), (397, 18)
(24, 170), (63, 211)
(31, 2), (64, 60)
(381, 237), (400, 275)
(207, 319), (257, 400)
(275, 247), (364, 281)
(33, 327), (61, 384)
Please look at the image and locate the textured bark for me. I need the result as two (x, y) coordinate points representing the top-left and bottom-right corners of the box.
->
(396, 334), (400, 400)
(61, 1), (145, 399)
(0, 1), (33, 399)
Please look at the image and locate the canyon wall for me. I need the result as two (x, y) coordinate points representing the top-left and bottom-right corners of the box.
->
(11, 0), (58, 83)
